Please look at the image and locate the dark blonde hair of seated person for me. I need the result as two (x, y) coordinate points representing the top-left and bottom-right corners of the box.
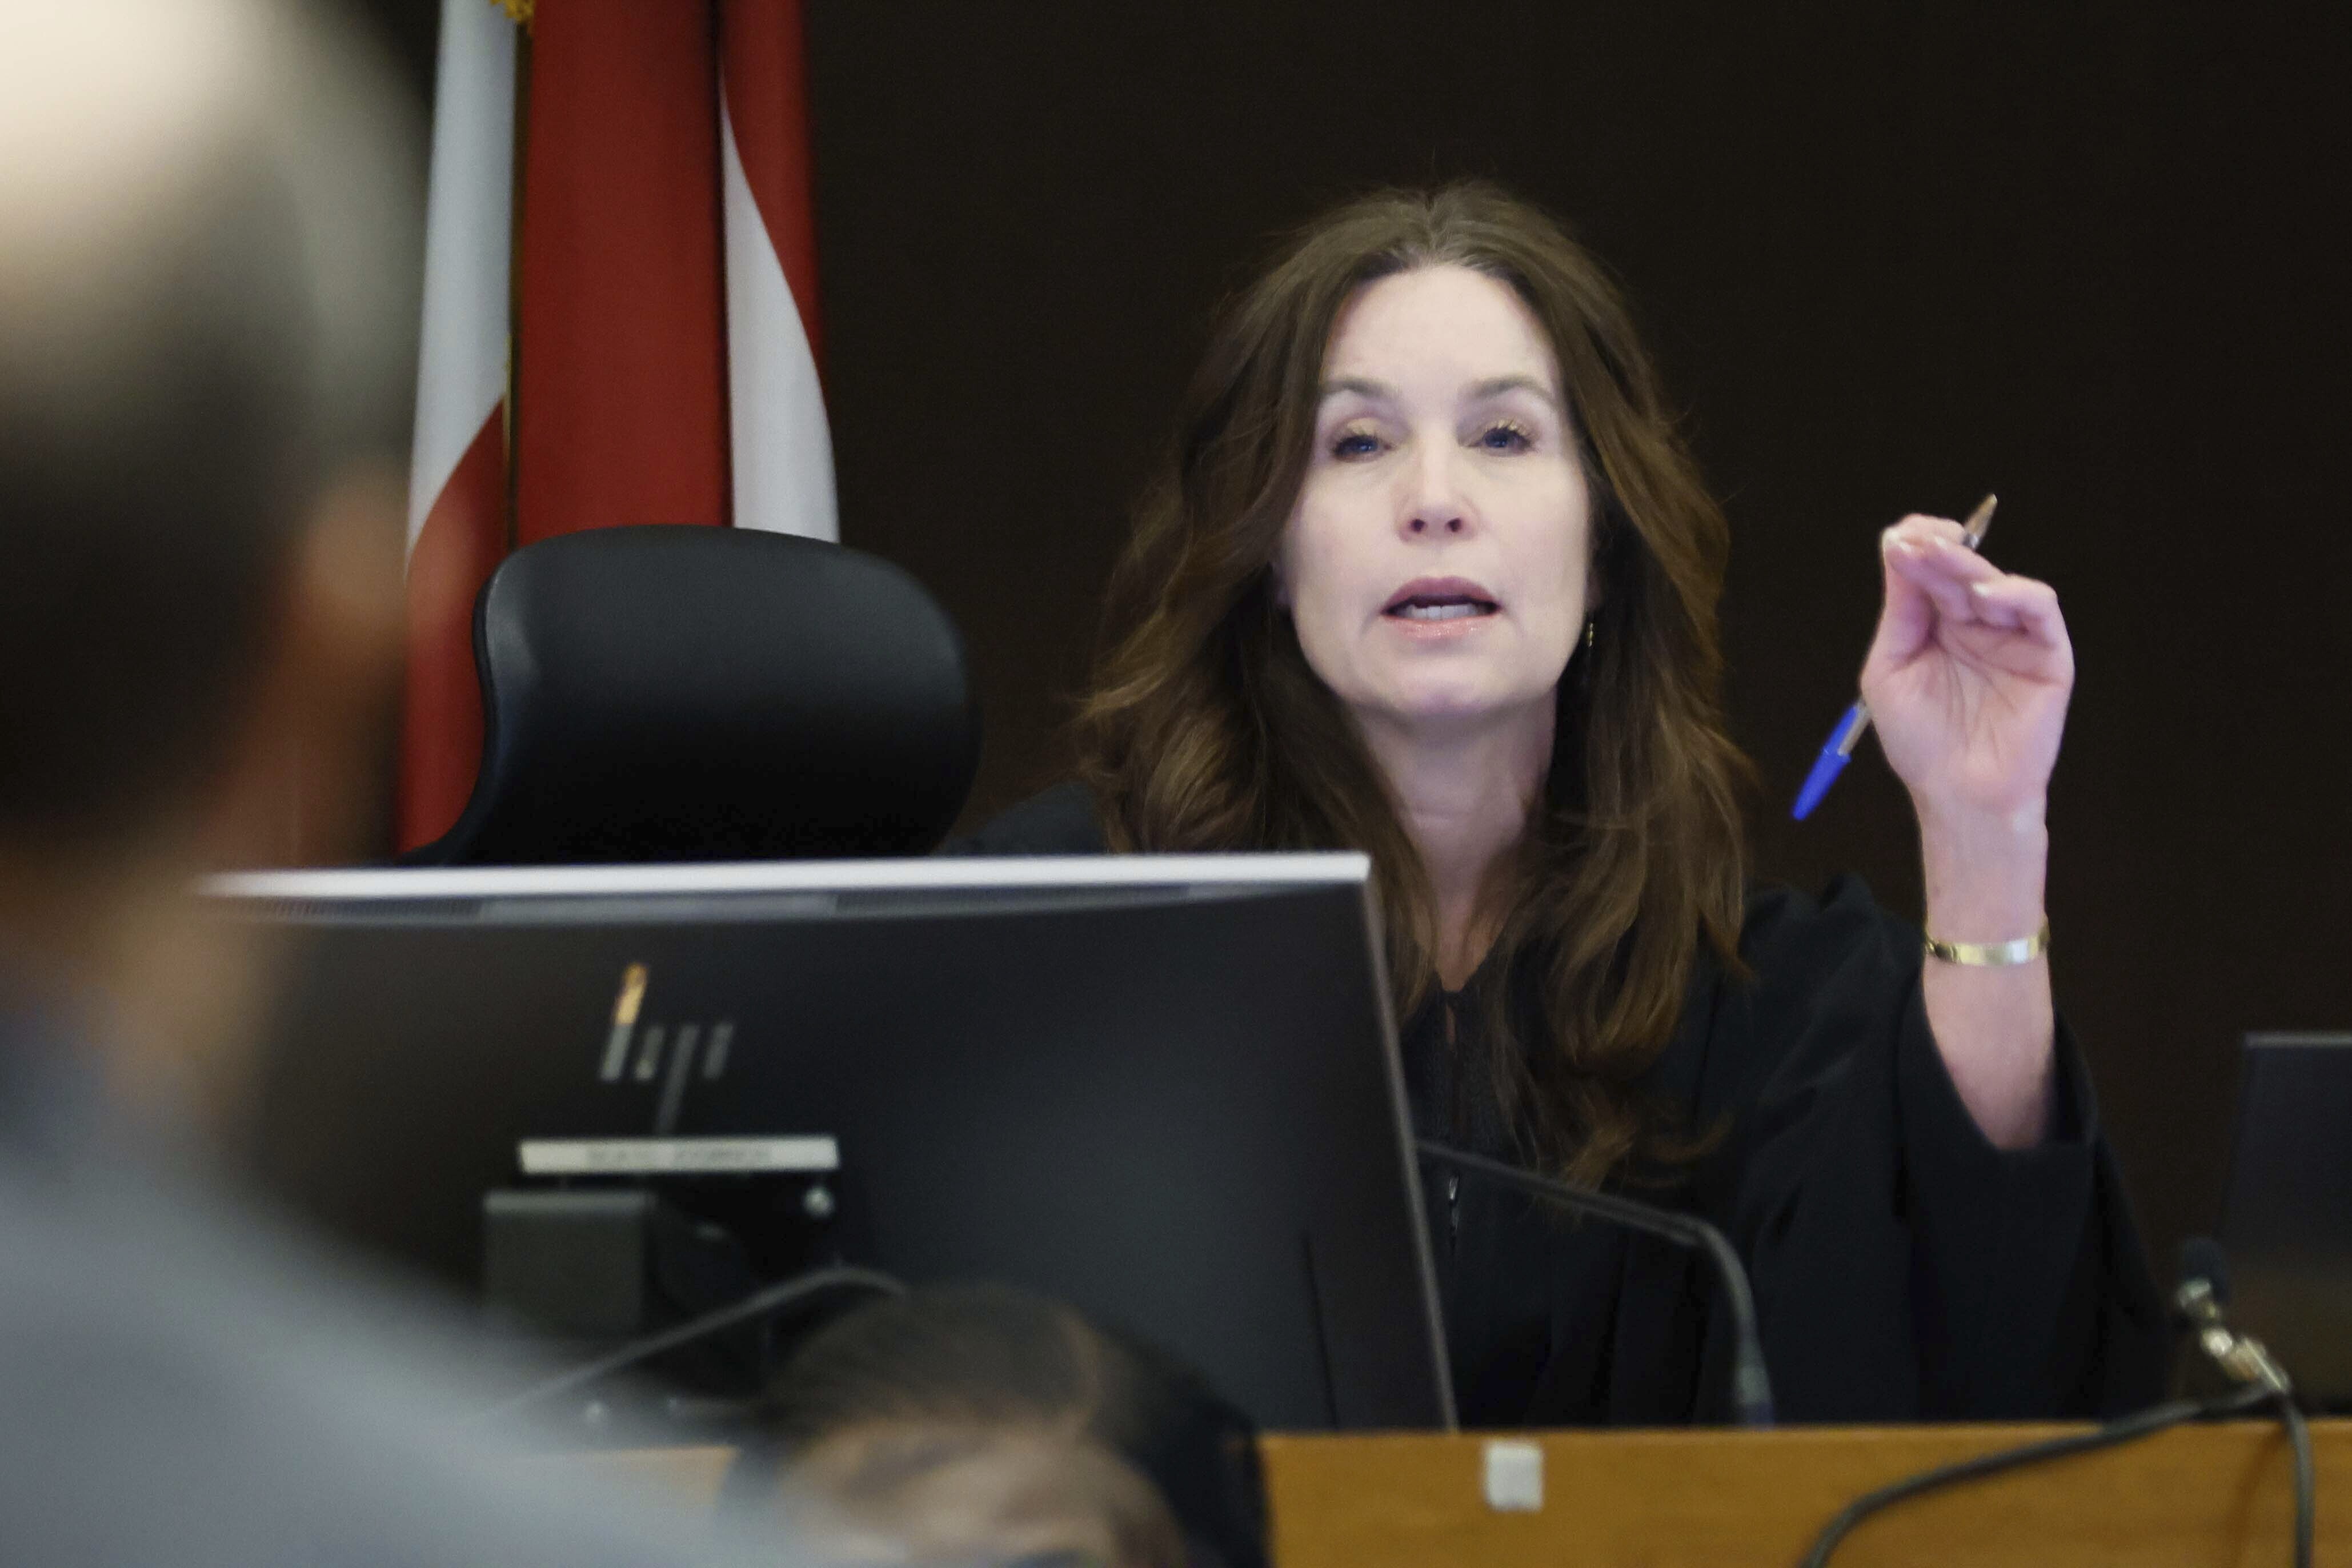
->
(782, 1422), (1187, 1568)
(759, 1285), (1266, 1568)
(1073, 182), (1749, 1188)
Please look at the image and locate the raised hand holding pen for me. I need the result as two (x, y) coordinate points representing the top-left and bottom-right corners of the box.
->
(1862, 502), (2074, 1150)
(1864, 501), (2074, 840)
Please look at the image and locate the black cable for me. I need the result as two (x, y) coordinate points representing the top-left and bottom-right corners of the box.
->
(2173, 1237), (2315, 1568)
(1798, 1383), (2277, 1568)
(2278, 1391), (2315, 1568)
(1414, 1140), (1774, 1427)
(471, 1264), (904, 1425)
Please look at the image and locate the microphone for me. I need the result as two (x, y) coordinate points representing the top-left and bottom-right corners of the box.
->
(1413, 1139), (1775, 1428)
(1797, 1237), (2315, 1567)
(2174, 1237), (2294, 1397)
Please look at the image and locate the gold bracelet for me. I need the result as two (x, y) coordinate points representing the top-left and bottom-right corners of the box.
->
(1924, 920), (2050, 967)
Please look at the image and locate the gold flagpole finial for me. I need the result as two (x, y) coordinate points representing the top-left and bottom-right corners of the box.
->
(492, 0), (532, 27)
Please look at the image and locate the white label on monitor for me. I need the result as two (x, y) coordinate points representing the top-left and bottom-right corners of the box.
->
(518, 1135), (840, 1176)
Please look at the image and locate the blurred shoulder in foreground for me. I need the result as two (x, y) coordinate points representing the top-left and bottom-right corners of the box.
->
(0, 1), (808, 1561)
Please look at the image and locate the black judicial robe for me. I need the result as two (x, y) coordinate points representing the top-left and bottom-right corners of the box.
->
(955, 784), (2169, 1427)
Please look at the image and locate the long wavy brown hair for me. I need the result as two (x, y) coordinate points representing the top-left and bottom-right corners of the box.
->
(1075, 183), (1749, 1186)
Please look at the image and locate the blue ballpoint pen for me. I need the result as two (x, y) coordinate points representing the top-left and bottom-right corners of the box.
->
(1790, 494), (1999, 820)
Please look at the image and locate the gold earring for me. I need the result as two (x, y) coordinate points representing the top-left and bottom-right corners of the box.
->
(1584, 616), (1597, 652)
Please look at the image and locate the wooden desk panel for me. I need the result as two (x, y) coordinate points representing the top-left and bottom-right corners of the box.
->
(1260, 1421), (2347, 1567)
(583, 1422), (2344, 1564)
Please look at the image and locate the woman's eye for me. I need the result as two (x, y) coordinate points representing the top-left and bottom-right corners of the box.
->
(1477, 422), (1532, 452)
(1332, 430), (1383, 459)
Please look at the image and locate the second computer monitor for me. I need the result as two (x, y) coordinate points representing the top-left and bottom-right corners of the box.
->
(213, 855), (1456, 1431)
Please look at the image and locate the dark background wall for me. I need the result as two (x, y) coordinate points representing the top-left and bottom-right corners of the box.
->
(362, 3), (2349, 1283)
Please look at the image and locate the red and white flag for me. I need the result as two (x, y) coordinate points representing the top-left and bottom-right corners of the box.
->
(512, 0), (733, 542)
(720, 0), (836, 539)
(398, 0), (515, 849)
(398, 0), (835, 851)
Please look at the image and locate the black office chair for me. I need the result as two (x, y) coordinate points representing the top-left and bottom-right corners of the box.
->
(404, 526), (980, 865)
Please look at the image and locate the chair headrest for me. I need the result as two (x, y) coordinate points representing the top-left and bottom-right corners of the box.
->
(411, 526), (979, 864)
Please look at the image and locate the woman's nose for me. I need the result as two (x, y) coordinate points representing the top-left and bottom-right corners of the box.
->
(1400, 446), (1473, 539)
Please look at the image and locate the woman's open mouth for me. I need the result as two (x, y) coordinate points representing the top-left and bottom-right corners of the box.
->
(1386, 596), (1498, 621)
(1383, 576), (1501, 623)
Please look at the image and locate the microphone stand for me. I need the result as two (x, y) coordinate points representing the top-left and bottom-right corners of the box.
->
(1415, 1139), (1776, 1429)
(1796, 1238), (2315, 1568)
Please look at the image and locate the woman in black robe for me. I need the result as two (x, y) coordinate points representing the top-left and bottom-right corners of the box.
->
(963, 183), (2166, 1426)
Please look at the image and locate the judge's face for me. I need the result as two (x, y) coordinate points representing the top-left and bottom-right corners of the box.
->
(1277, 264), (1593, 743)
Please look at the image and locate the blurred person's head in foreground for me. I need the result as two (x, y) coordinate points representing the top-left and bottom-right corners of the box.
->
(760, 1284), (1270, 1568)
(0, 0), (415, 1114)
(0, 9), (840, 1566)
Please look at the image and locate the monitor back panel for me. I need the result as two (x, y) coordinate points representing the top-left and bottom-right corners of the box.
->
(229, 874), (1452, 1431)
(2217, 1032), (2352, 1406)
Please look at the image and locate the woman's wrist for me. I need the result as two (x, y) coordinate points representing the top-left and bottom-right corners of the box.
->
(1914, 798), (2049, 944)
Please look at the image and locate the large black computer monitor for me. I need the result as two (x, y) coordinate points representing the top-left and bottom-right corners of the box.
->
(2217, 1031), (2352, 1410)
(204, 855), (1456, 1431)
